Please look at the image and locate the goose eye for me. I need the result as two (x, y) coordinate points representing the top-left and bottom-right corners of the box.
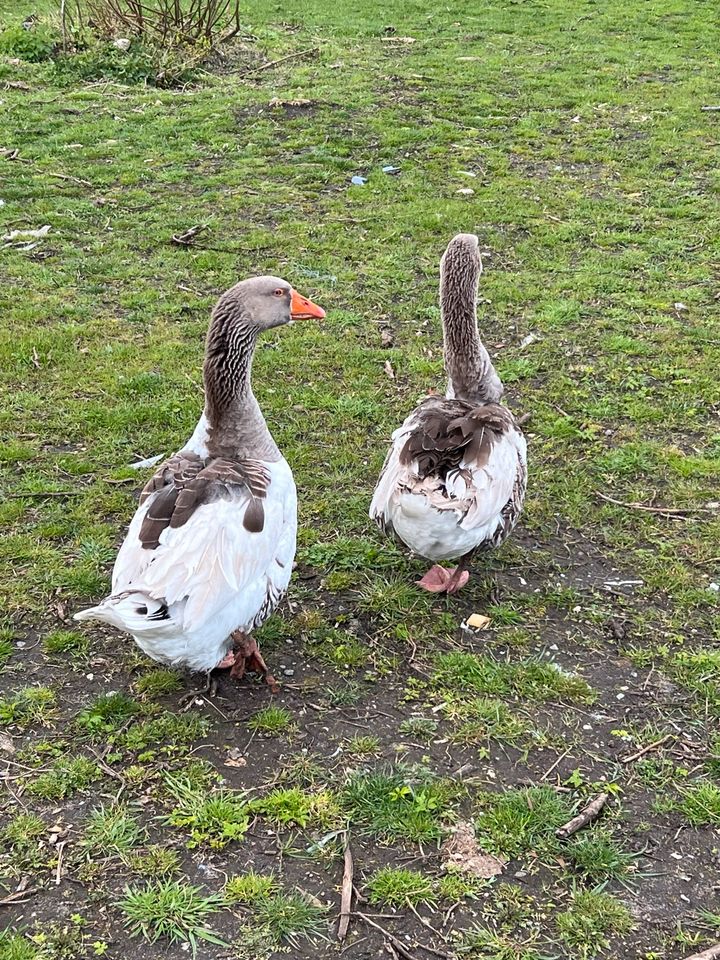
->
(273, 288), (286, 297)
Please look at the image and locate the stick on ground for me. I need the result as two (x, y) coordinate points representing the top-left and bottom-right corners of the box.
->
(337, 834), (354, 941)
(556, 792), (609, 840)
(621, 734), (673, 764)
(683, 944), (720, 960)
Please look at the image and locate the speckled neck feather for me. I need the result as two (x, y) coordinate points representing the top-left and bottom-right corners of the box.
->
(440, 234), (504, 405)
(202, 291), (281, 461)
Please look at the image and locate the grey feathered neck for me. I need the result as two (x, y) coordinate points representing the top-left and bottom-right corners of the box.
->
(202, 289), (281, 462)
(440, 233), (504, 405)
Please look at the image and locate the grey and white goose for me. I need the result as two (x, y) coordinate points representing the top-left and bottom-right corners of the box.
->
(76, 277), (325, 686)
(369, 234), (527, 593)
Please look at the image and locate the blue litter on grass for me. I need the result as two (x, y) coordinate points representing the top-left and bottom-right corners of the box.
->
(350, 175), (367, 185)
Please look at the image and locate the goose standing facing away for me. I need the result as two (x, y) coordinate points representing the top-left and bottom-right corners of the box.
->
(369, 234), (527, 594)
(75, 277), (325, 689)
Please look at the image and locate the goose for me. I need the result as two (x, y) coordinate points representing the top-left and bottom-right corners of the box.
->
(75, 276), (325, 689)
(369, 234), (527, 594)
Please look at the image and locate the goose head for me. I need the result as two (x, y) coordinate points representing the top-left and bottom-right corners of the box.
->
(213, 275), (326, 331)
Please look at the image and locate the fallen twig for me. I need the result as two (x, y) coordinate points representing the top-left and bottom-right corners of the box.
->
(55, 840), (66, 885)
(236, 47), (320, 77)
(621, 734), (673, 764)
(701, 105), (720, 112)
(556, 792), (609, 840)
(516, 412), (532, 427)
(0, 887), (38, 906)
(683, 944), (720, 960)
(47, 171), (93, 187)
(595, 491), (714, 517)
(337, 834), (354, 941)
(171, 224), (207, 246)
(355, 913), (420, 960)
(7, 490), (84, 500)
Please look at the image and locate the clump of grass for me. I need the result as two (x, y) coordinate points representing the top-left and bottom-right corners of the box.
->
(342, 767), (458, 841)
(253, 892), (327, 944)
(566, 830), (635, 883)
(475, 787), (572, 860)
(668, 649), (720, 710)
(2, 813), (47, 871)
(679, 782), (720, 826)
(366, 867), (436, 907)
(121, 712), (209, 753)
(27, 755), (101, 800)
(75, 691), (140, 736)
(42, 629), (88, 656)
(438, 870), (488, 902)
(306, 627), (367, 671)
(127, 846), (181, 878)
(135, 669), (183, 699)
(225, 871), (279, 904)
(345, 734), (381, 757)
(120, 880), (226, 956)
(0, 21), (60, 62)
(444, 697), (529, 747)
(0, 636), (12, 667)
(399, 715), (439, 740)
(0, 686), (56, 728)
(434, 653), (594, 704)
(556, 889), (634, 957)
(164, 774), (250, 849)
(248, 705), (294, 735)
(457, 925), (543, 960)
(252, 788), (342, 829)
(82, 804), (146, 856)
(0, 930), (41, 960)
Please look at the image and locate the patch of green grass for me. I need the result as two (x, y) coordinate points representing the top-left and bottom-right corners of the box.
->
(252, 788), (342, 829)
(342, 767), (458, 841)
(42, 629), (88, 655)
(247, 705), (295, 735)
(164, 774), (250, 849)
(225, 871), (280, 905)
(126, 846), (181, 879)
(0, 686), (56, 728)
(345, 734), (381, 757)
(679, 782), (720, 826)
(399, 715), (439, 741)
(366, 867), (436, 907)
(253, 892), (327, 945)
(556, 889), (634, 958)
(566, 830), (636, 883)
(438, 871), (488, 903)
(668, 650), (720, 712)
(81, 804), (146, 857)
(120, 712), (209, 754)
(120, 880), (227, 957)
(27, 755), (101, 800)
(433, 653), (595, 704)
(475, 787), (572, 860)
(1, 813), (47, 872)
(75, 692), (141, 737)
(134, 669), (183, 699)
(0, 930), (42, 960)
(444, 697), (530, 748)
(305, 627), (367, 672)
(0, 636), (12, 667)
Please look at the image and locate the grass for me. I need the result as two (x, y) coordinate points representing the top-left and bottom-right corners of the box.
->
(225, 871), (279, 904)
(366, 866), (436, 907)
(120, 880), (227, 956)
(556, 889), (634, 958)
(342, 767), (458, 841)
(1, 0), (719, 955)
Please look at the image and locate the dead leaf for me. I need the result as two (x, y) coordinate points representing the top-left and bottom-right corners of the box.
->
(268, 97), (312, 108)
(466, 613), (491, 630)
(171, 224), (206, 246)
(442, 822), (505, 878)
(380, 327), (394, 348)
(0, 732), (15, 755)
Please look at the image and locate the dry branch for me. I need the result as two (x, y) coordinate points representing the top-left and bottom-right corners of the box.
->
(595, 491), (714, 517)
(235, 47), (320, 77)
(556, 792), (609, 840)
(621, 734), (673, 764)
(683, 944), (720, 960)
(337, 834), (353, 941)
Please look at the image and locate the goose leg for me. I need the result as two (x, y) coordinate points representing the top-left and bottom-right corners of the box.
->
(228, 630), (279, 693)
(416, 553), (472, 594)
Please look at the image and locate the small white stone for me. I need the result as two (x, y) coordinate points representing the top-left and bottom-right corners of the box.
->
(456, 187), (474, 196)
(616, 692), (625, 700)
(86, 673), (94, 681)
(113, 37), (131, 51)
(582, 724), (592, 730)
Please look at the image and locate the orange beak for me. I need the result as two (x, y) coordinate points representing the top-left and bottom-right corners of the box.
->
(290, 288), (326, 320)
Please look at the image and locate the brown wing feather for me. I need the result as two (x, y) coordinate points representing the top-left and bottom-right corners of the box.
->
(138, 451), (270, 550)
(400, 398), (518, 483)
